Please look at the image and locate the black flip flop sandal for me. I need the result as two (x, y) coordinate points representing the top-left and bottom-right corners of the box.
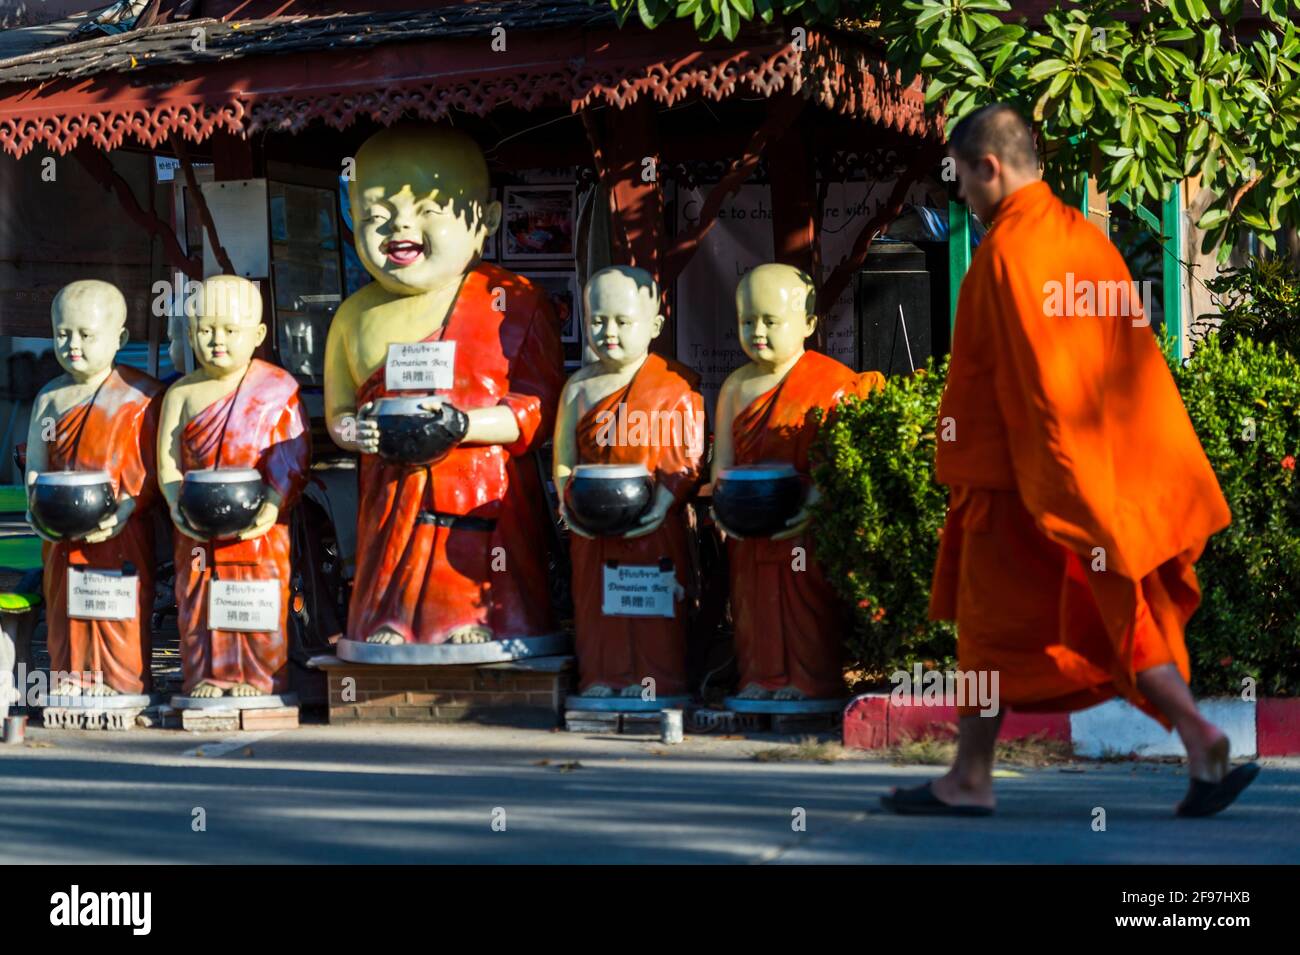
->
(880, 782), (995, 817)
(1176, 763), (1261, 818)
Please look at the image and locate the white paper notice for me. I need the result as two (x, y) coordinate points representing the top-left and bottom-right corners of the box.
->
(67, 568), (138, 621)
(601, 564), (676, 618)
(385, 341), (456, 391)
(209, 580), (281, 632)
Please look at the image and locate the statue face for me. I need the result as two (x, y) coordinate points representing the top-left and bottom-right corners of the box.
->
(735, 266), (816, 365)
(351, 128), (499, 296)
(51, 281), (127, 381)
(189, 278), (266, 377)
(584, 269), (661, 368)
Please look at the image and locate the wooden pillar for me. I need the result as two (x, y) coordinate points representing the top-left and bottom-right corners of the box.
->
(769, 119), (816, 277)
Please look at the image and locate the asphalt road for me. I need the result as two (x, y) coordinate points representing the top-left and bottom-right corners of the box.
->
(0, 724), (1294, 864)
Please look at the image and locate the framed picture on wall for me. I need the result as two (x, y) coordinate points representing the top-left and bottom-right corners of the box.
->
(502, 185), (576, 261)
(521, 271), (581, 344)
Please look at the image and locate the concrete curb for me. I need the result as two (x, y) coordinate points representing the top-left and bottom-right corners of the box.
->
(842, 693), (1300, 758)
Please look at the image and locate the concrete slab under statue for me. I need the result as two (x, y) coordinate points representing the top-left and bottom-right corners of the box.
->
(170, 691), (299, 711)
(565, 694), (691, 713)
(335, 633), (570, 665)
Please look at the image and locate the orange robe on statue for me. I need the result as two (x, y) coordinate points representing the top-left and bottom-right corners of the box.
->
(572, 353), (706, 695)
(931, 180), (1230, 723)
(729, 350), (885, 698)
(174, 359), (310, 695)
(43, 365), (163, 695)
(348, 263), (564, 644)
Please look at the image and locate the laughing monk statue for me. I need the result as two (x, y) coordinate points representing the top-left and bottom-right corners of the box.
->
(324, 126), (563, 652)
(553, 266), (705, 699)
(158, 276), (310, 699)
(25, 280), (163, 697)
(882, 104), (1258, 819)
(712, 264), (884, 702)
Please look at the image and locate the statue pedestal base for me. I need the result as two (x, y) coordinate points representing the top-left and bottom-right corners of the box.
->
(36, 692), (157, 731)
(313, 653), (574, 727)
(723, 696), (845, 714)
(563, 696), (691, 734)
(170, 692), (299, 711)
(165, 694), (300, 732)
(336, 633), (570, 665)
(565, 695), (690, 712)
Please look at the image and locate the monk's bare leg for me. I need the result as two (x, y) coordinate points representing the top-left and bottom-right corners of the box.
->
(736, 682), (772, 699)
(229, 683), (262, 698)
(581, 684), (615, 698)
(930, 711), (1005, 810)
(366, 626), (406, 646)
(447, 625), (493, 645)
(1136, 663), (1228, 782)
(190, 681), (225, 698)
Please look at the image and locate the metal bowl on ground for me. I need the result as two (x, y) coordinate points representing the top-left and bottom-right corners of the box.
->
(372, 396), (469, 466)
(712, 464), (805, 538)
(564, 464), (654, 537)
(29, 470), (115, 539)
(179, 467), (265, 540)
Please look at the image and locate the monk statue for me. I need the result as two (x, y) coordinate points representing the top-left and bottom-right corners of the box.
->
(553, 266), (705, 700)
(25, 280), (164, 697)
(323, 125), (564, 655)
(157, 275), (310, 699)
(712, 264), (884, 702)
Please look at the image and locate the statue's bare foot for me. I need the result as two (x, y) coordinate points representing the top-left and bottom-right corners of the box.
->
(52, 680), (83, 697)
(229, 683), (261, 698)
(736, 682), (773, 700)
(619, 684), (646, 698)
(190, 682), (225, 699)
(447, 625), (493, 645)
(81, 682), (120, 697)
(772, 686), (809, 701)
(365, 627), (406, 645)
(581, 684), (614, 698)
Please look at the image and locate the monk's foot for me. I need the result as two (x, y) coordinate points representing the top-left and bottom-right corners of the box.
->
(52, 680), (83, 697)
(929, 769), (996, 812)
(229, 683), (262, 698)
(365, 628), (406, 646)
(581, 684), (615, 698)
(772, 686), (808, 701)
(736, 682), (773, 700)
(447, 625), (494, 645)
(619, 684), (645, 698)
(81, 682), (119, 697)
(190, 682), (225, 699)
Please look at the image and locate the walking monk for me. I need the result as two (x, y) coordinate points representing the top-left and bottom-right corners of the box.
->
(324, 126), (563, 652)
(25, 280), (163, 696)
(158, 276), (310, 698)
(712, 264), (884, 701)
(553, 266), (705, 698)
(883, 104), (1258, 818)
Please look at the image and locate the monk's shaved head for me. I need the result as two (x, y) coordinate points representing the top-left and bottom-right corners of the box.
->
(949, 104), (1039, 174)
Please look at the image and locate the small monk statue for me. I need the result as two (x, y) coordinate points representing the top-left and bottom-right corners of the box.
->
(553, 266), (705, 700)
(323, 125), (563, 652)
(712, 263), (884, 701)
(25, 280), (164, 697)
(157, 275), (310, 699)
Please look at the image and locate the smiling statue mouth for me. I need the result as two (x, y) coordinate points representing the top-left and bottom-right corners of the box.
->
(384, 240), (425, 267)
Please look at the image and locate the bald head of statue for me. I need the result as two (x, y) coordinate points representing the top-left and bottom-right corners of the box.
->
(948, 103), (1041, 223)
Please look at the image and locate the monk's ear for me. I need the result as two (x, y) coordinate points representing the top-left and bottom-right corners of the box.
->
(483, 198), (502, 238)
(651, 313), (664, 339)
(253, 322), (267, 348)
(118, 326), (128, 348)
(804, 314), (818, 339)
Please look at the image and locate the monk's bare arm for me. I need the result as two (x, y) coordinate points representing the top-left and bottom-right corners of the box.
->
(710, 372), (740, 486)
(323, 303), (378, 454)
(461, 405), (522, 446)
(156, 382), (193, 521)
(23, 388), (52, 487)
(550, 373), (594, 538)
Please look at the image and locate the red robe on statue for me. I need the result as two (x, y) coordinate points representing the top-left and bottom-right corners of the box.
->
(43, 365), (163, 695)
(174, 359), (310, 695)
(348, 263), (564, 644)
(729, 350), (884, 698)
(571, 353), (706, 696)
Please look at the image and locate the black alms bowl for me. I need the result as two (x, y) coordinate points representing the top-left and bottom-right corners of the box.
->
(373, 396), (469, 466)
(564, 464), (654, 537)
(29, 470), (115, 539)
(179, 467), (265, 539)
(712, 464), (805, 538)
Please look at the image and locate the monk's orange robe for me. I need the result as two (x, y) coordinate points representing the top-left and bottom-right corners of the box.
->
(729, 350), (885, 698)
(348, 263), (564, 644)
(174, 359), (310, 695)
(932, 180), (1230, 723)
(42, 365), (163, 695)
(571, 353), (706, 696)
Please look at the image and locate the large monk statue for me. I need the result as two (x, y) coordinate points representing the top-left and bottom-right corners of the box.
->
(712, 264), (884, 702)
(553, 266), (705, 699)
(323, 125), (563, 654)
(882, 104), (1257, 819)
(25, 280), (163, 697)
(158, 275), (310, 699)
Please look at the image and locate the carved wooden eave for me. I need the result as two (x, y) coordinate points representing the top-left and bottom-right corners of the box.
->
(0, 3), (939, 160)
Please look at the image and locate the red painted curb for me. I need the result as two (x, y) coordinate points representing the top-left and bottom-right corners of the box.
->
(842, 694), (1070, 750)
(1258, 698), (1300, 757)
